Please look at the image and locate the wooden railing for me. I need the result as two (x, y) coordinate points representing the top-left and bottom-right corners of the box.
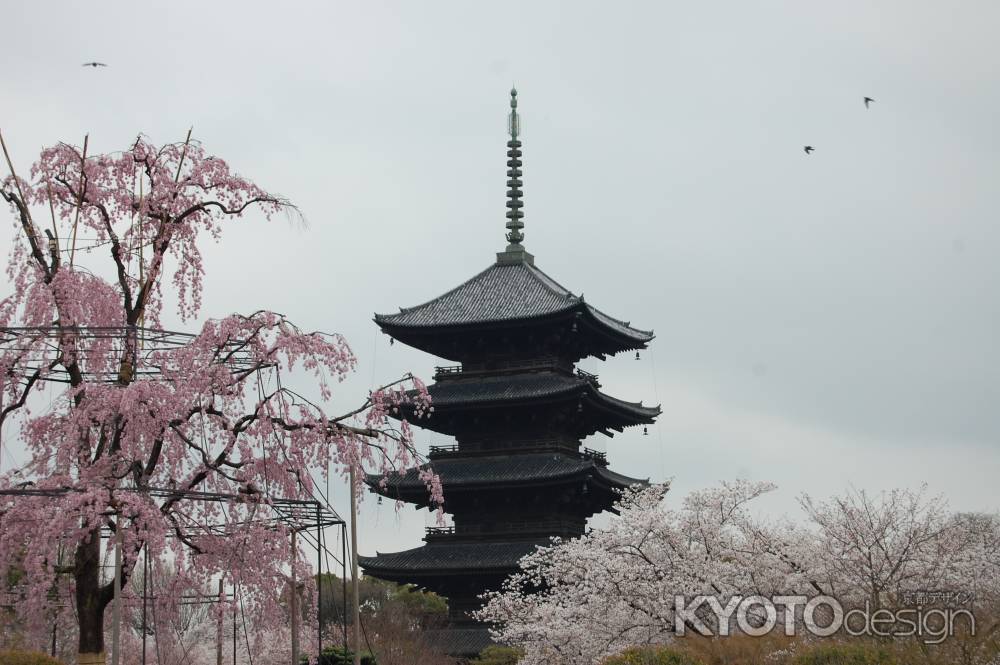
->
(424, 519), (585, 540)
(429, 437), (576, 457)
(433, 356), (576, 379)
(427, 442), (608, 465)
(428, 444), (461, 456)
(433, 360), (601, 388)
(581, 447), (608, 465)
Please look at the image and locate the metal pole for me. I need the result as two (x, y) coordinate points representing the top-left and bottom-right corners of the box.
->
(111, 528), (122, 665)
(142, 546), (148, 665)
(341, 524), (348, 653)
(316, 505), (323, 661)
(349, 467), (361, 665)
(51, 543), (60, 658)
(233, 603), (237, 665)
(216, 578), (224, 665)
(151, 556), (163, 665)
(291, 530), (299, 665)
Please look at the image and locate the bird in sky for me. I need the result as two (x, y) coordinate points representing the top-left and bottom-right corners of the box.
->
(864, 96), (874, 108)
(803, 146), (814, 154)
(81, 62), (107, 68)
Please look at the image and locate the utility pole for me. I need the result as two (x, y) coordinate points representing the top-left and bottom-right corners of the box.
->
(111, 528), (123, 665)
(349, 466), (361, 665)
(290, 529), (299, 665)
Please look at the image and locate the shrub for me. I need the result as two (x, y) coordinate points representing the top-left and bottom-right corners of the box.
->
(314, 646), (377, 665)
(0, 651), (62, 665)
(471, 645), (523, 664)
(790, 643), (897, 665)
(675, 632), (797, 664)
(602, 646), (707, 665)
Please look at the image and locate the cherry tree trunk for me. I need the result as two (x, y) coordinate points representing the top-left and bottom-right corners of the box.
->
(75, 528), (109, 665)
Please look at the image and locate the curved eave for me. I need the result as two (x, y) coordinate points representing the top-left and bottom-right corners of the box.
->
(365, 454), (645, 506)
(585, 387), (662, 424)
(593, 465), (649, 491)
(397, 374), (659, 420)
(365, 465), (593, 497)
(359, 540), (544, 578)
(375, 302), (653, 358)
(579, 303), (655, 350)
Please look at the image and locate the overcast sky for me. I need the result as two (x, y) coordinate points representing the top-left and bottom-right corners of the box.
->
(2, 1), (998, 559)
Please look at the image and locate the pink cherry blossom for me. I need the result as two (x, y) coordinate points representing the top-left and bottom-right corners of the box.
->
(1, 137), (437, 663)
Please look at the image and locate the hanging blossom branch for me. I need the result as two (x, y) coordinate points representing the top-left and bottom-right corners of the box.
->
(0, 135), (438, 662)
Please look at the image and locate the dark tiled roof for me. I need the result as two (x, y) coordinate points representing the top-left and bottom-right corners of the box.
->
(422, 627), (495, 658)
(366, 453), (645, 491)
(419, 371), (661, 420)
(360, 540), (543, 573)
(375, 261), (653, 343)
(429, 371), (584, 404)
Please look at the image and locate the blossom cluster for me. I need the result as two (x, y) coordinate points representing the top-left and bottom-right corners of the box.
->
(478, 481), (1000, 665)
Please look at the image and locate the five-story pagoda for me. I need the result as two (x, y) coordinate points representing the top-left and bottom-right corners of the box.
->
(360, 89), (660, 657)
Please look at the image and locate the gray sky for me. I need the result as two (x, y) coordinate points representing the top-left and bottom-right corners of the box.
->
(2, 1), (998, 558)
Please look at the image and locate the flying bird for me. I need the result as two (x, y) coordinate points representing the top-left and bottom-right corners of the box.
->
(864, 96), (874, 108)
(803, 146), (814, 154)
(82, 62), (107, 68)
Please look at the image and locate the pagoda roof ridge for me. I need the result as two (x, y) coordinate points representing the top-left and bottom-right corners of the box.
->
(388, 262), (525, 316)
(376, 259), (578, 322)
(375, 259), (654, 344)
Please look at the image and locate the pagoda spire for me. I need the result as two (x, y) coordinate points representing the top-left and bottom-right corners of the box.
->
(498, 87), (533, 265)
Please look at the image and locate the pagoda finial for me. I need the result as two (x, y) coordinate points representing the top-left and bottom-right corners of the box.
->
(496, 87), (534, 265)
(505, 87), (525, 249)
